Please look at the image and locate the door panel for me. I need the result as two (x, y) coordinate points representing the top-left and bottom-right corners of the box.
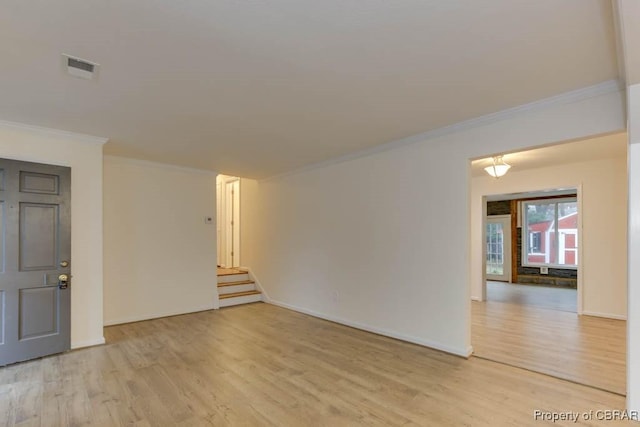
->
(0, 202), (4, 273)
(19, 203), (59, 271)
(224, 181), (233, 267)
(224, 179), (240, 268)
(231, 180), (240, 268)
(20, 172), (59, 194)
(0, 290), (4, 344)
(216, 181), (222, 266)
(19, 287), (58, 339)
(0, 158), (70, 366)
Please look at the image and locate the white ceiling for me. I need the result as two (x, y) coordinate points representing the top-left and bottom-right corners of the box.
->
(470, 132), (628, 178)
(0, 1), (619, 178)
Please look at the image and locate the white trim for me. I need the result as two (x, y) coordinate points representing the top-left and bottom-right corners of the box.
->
(266, 299), (472, 358)
(576, 184), (584, 315)
(612, 1), (628, 87)
(103, 304), (215, 326)
(628, 133), (640, 412)
(488, 214), (511, 220)
(582, 311), (627, 321)
(470, 296), (482, 302)
(0, 119), (108, 145)
(71, 337), (106, 349)
(480, 196), (488, 301)
(521, 264), (579, 270)
(104, 155), (217, 175)
(263, 80), (623, 182)
(223, 179), (241, 267)
(213, 283), (220, 310)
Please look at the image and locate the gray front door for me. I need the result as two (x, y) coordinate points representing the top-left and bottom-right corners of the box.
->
(0, 158), (71, 366)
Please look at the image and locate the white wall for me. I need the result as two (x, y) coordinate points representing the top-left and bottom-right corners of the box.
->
(240, 87), (625, 357)
(240, 177), (260, 271)
(0, 121), (106, 348)
(627, 82), (640, 411)
(471, 138), (628, 319)
(103, 156), (218, 325)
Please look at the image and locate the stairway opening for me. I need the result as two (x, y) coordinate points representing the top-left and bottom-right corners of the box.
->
(217, 267), (262, 307)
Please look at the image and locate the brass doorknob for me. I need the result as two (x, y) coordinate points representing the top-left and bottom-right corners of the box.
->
(58, 274), (69, 290)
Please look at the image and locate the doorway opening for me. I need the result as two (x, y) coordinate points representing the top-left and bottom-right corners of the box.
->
(483, 190), (580, 313)
(216, 174), (241, 268)
(469, 133), (628, 396)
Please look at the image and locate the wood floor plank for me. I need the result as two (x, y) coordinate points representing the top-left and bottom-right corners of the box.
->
(0, 303), (635, 426)
(472, 297), (626, 395)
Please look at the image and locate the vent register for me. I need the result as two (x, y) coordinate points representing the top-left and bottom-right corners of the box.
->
(62, 54), (98, 80)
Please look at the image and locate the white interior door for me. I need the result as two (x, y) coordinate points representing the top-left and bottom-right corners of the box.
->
(486, 215), (511, 282)
(224, 179), (240, 268)
(216, 181), (222, 266)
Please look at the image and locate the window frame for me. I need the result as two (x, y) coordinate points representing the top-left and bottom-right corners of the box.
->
(529, 231), (542, 254)
(521, 197), (578, 270)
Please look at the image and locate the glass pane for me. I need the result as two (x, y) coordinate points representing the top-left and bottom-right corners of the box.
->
(486, 222), (504, 275)
(525, 202), (555, 265)
(557, 201), (578, 266)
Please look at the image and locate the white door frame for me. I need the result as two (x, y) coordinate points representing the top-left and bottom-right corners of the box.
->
(216, 180), (222, 266)
(221, 177), (240, 268)
(216, 175), (241, 268)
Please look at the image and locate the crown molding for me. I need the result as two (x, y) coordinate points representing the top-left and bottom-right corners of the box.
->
(263, 79), (624, 182)
(0, 119), (108, 145)
(612, 1), (628, 87)
(104, 155), (217, 175)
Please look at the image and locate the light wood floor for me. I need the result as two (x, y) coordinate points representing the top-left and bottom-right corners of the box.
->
(0, 303), (633, 426)
(487, 281), (577, 312)
(217, 267), (247, 276)
(473, 292), (626, 395)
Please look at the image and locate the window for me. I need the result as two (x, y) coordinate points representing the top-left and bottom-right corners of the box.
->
(523, 198), (578, 268)
(530, 232), (542, 253)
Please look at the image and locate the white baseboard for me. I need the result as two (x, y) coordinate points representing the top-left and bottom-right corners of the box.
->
(267, 299), (471, 358)
(465, 345), (474, 357)
(104, 304), (215, 326)
(71, 337), (106, 349)
(581, 310), (627, 320)
(470, 296), (482, 302)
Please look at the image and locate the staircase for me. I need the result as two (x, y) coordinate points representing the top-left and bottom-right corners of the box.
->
(217, 268), (262, 307)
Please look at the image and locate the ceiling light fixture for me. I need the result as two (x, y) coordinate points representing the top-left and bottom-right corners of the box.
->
(484, 155), (511, 178)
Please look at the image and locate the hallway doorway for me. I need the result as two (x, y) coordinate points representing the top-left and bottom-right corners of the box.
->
(469, 134), (628, 396)
(217, 175), (241, 268)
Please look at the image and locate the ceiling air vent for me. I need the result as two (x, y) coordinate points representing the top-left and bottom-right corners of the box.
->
(62, 54), (99, 80)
